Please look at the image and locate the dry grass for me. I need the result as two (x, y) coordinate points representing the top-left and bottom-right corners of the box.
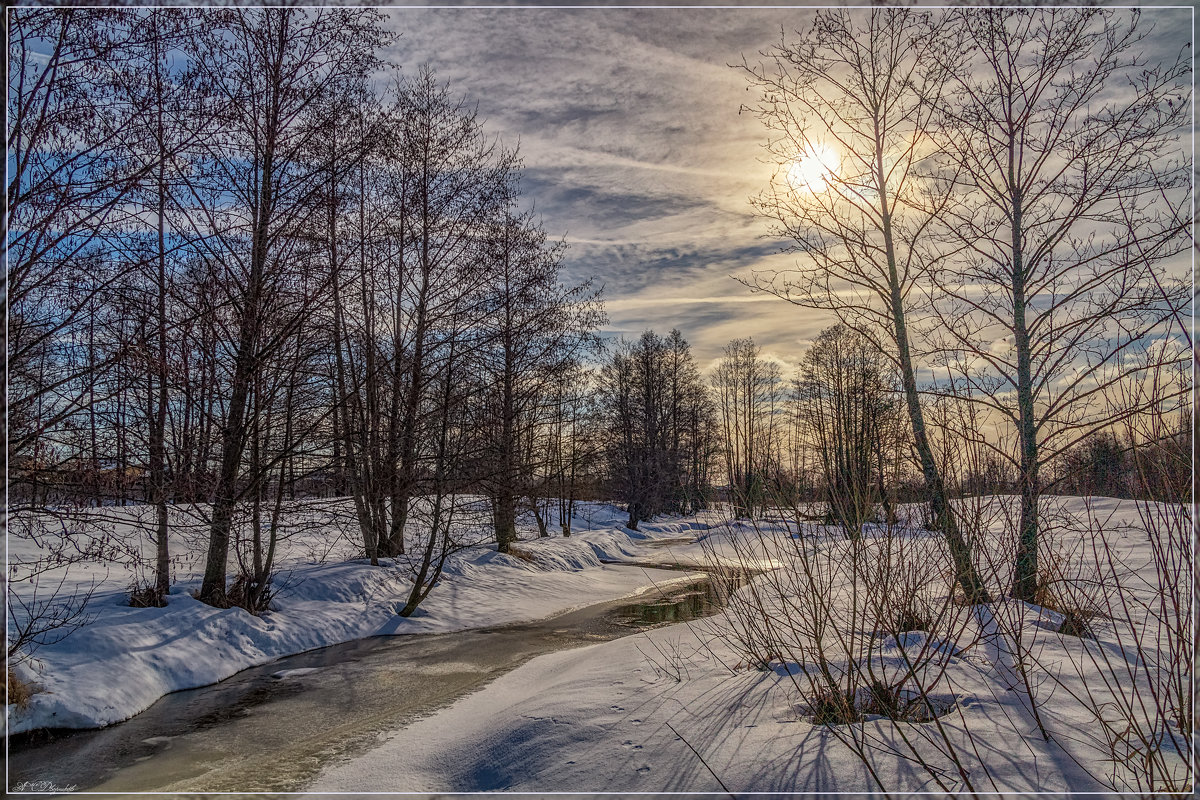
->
(128, 580), (167, 608)
(801, 682), (956, 725)
(1033, 573), (1101, 639)
(7, 668), (40, 709)
(894, 606), (932, 634)
(506, 546), (537, 564)
(1021, 533), (1106, 639)
(804, 689), (862, 725)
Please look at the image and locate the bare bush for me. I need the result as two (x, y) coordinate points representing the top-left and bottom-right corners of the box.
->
(1012, 352), (1193, 793)
(706, 501), (994, 792)
(6, 511), (140, 663)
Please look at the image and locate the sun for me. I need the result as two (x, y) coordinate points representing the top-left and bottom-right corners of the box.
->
(786, 144), (841, 194)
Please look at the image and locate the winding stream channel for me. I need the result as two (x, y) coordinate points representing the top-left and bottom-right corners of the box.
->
(10, 558), (743, 794)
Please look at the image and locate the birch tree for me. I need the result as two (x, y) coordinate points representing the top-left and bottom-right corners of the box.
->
(932, 7), (1190, 601)
(738, 8), (989, 600)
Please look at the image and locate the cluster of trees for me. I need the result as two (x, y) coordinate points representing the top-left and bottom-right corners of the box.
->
(9, 6), (1189, 626)
(739, 6), (1190, 602)
(597, 331), (717, 529)
(710, 339), (786, 518)
(1051, 426), (1191, 502)
(9, 7), (602, 614)
(794, 327), (903, 535)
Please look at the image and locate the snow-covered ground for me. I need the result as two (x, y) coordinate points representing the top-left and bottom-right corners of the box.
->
(6, 500), (704, 735)
(311, 496), (1191, 795)
(9, 496), (1190, 794)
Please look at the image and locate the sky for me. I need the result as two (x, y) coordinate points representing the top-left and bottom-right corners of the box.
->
(377, 4), (1193, 372)
(379, 6), (831, 370)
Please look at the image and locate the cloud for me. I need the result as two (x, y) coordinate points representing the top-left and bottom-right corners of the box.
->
(375, 6), (1190, 368)
(519, 171), (709, 230)
(562, 239), (786, 298)
(605, 295), (778, 311)
(374, 7), (827, 363)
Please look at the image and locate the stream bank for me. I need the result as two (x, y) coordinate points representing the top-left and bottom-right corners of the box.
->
(9, 563), (743, 794)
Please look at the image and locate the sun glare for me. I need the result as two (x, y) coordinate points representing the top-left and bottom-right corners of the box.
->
(786, 144), (841, 193)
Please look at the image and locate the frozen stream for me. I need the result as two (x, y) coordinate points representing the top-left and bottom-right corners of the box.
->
(9, 561), (743, 794)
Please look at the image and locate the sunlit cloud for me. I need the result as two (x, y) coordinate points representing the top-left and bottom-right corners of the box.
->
(605, 295), (780, 311)
(375, 7), (836, 364)
(376, 5), (1192, 372)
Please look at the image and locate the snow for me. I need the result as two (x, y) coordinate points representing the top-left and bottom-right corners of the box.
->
(6, 501), (702, 735)
(310, 496), (1190, 794)
(9, 496), (1189, 794)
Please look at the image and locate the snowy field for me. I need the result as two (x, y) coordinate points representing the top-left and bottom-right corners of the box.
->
(311, 496), (1191, 795)
(6, 501), (704, 735)
(7, 496), (1191, 794)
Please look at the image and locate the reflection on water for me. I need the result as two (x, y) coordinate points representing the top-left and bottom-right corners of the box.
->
(613, 571), (748, 627)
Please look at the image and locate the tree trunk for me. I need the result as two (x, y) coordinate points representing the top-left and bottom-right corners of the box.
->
(877, 149), (989, 604)
(1009, 190), (1040, 602)
(199, 135), (274, 607)
(150, 39), (171, 600)
(494, 492), (517, 552)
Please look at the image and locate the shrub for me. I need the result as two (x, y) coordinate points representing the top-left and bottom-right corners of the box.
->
(7, 668), (39, 709)
(128, 580), (168, 608)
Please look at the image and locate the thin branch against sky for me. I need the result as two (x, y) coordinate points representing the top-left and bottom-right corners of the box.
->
(372, 5), (1192, 368)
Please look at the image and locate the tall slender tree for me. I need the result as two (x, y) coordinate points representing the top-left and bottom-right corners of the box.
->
(380, 68), (515, 558)
(192, 7), (390, 606)
(738, 8), (989, 600)
(478, 198), (604, 553)
(932, 7), (1189, 601)
(712, 338), (783, 518)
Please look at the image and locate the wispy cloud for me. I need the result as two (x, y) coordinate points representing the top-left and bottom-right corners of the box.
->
(605, 295), (780, 311)
(376, 7), (823, 362)
(375, 6), (1191, 367)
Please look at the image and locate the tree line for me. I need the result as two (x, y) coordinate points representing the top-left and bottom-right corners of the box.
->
(8, 7), (602, 614)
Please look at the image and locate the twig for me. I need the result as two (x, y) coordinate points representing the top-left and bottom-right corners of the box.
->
(664, 720), (736, 798)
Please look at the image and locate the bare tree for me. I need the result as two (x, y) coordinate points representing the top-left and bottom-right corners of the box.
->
(711, 338), (783, 518)
(108, 8), (217, 602)
(395, 287), (482, 617)
(931, 7), (1190, 601)
(545, 364), (603, 536)
(6, 8), (214, 640)
(7, 8), (170, 494)
(477, 199), (603, 553)
(191, 7), (391, 606)
(375, 69), (515, 559)
(738, 8), (989, 601)
(795, 325), (900, 537)
(667, 330), (720, 514)
(321, 82), (398, 565)
(600, 330), (714, 529)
